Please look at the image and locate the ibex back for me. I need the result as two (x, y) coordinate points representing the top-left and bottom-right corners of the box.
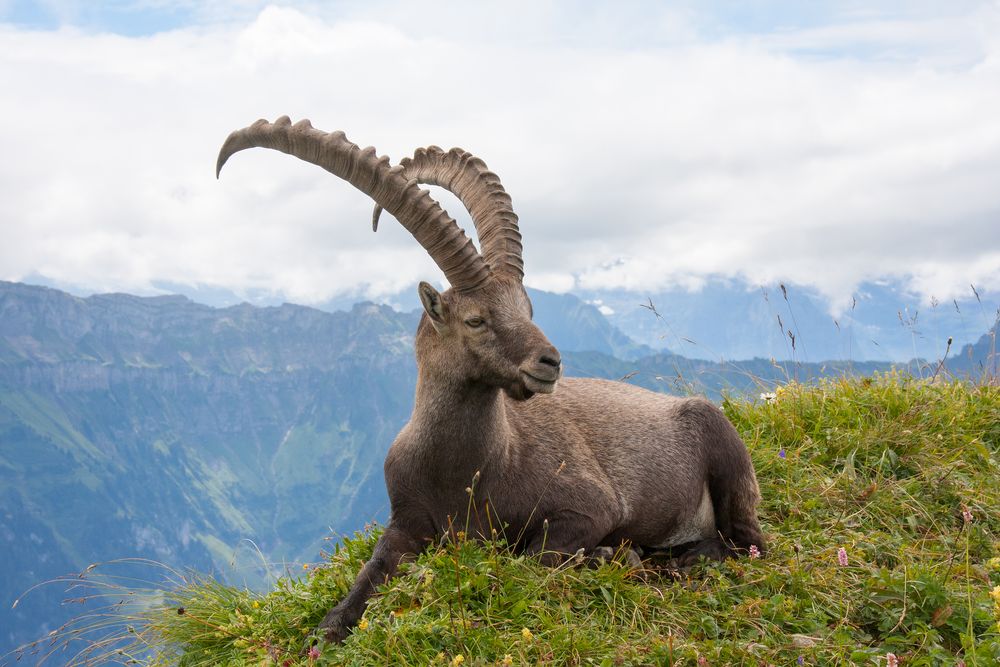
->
(217, 117), (766, 644)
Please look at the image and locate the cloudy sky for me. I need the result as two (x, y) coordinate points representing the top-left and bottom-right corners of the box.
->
(1, 1), (998, 309)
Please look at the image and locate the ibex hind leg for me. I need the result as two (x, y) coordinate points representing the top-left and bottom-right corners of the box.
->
(697, 400), (767, 558)
(706, 451), (767, 558)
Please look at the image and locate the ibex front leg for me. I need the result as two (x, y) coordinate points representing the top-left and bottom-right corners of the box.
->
(318, 523), (421, 643)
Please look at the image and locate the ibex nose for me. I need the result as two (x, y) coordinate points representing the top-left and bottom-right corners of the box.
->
(538, 349), (562, 370)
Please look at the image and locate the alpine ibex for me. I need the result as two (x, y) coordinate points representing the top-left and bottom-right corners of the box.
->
(217, 117), (766, 644)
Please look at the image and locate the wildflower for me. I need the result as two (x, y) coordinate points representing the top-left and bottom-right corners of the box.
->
(358, 618), (369, 630)
(252, 600), (260, 609)
(886, 653), (898, 667)
(837, 547), (848, 567)
(990, 585), (1000, 604)
(778, 448), (786, 459)
(308, 645), (321, 661)
(697, 657), (709, 666)
(501, 655), (514, 666)
(797, 658), (804, 666)
(263, 641), (279, 660)
(760, 392), (777, 403)
(748, 544), (761, 559)
(521, 627), (534, 641)
(303, 563), (310, 570)
(961, 504), (973, 524)
(987, 557), (1000, 570)
(451, 655), (465, 667)
(436, 653), (446, 663)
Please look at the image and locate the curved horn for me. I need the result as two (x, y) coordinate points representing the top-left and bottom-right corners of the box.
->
(373, 146), (523, 282)
(217, 117), (492, 293)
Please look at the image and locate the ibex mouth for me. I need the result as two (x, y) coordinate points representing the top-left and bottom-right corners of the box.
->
(521, 371), (558, 394)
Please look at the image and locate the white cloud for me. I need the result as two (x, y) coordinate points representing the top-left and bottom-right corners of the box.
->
(1, 2), (998, 307)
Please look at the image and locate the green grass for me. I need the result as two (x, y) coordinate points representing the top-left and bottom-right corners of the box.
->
(29, 373), (1000, 665)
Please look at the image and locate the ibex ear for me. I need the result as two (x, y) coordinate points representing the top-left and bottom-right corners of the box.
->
(418, 281), (448, 332)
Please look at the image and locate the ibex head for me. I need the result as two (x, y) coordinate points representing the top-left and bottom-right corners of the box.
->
(415, 277), (560, 400)
(217, 117), (561, 400)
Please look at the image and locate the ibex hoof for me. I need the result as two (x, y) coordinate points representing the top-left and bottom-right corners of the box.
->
(590, 546), (615, 562)
(317, 614), (352, 644)
(586, 545), (644, 570)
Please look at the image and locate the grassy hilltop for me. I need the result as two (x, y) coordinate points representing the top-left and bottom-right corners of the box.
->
(21, 373), (1000, 666)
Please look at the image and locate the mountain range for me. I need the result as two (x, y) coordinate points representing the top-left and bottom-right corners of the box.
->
(0, 279), (995, 659)
(35, 273), (996, 364)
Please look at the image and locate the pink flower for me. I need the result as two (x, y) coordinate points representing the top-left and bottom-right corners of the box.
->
(748, 544), (761, 559)
(886, 653), (898, 667)
(961, 504), (973, 524)
(308, 645), (321, 661)
(837, 547), (848, 567)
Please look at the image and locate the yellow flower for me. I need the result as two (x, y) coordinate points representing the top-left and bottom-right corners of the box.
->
(501, 655), (514, 666)
(251, 600), (260, 609)
(988, 557), (1000, 570)
(303, 563), (310, 570)
(358, 618), (369, 630)
(521, 627), (533, 641)
(451, 655), (465, 667)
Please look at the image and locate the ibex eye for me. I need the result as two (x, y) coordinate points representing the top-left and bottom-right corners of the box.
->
(465, 317), (485, 328)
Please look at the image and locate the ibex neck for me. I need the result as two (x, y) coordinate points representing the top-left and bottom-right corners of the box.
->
(410, 374), (512, 475)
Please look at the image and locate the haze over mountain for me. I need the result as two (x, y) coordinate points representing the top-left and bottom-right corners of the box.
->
(579, 279), (1000, 363)
(37, 274), (995, 364)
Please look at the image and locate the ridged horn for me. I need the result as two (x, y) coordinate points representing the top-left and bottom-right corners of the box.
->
(217, 117), (492, 293)
(373, 145), (523, 281)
